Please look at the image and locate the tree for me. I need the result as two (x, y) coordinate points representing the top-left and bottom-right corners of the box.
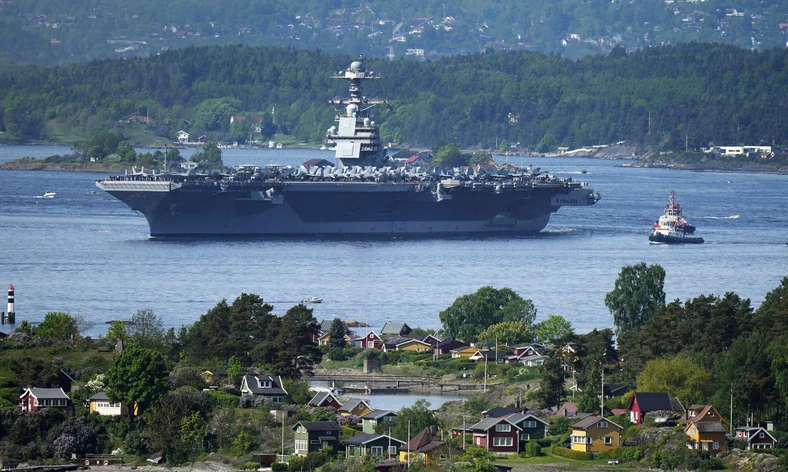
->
(274, 304), (322, 378)
(432, 144), (468, 168)
(535, 315), (574, 344)
(106, 345), (169, 419)
(636, 356), (712, 406)
(537, 350), (565, 409)
(604, 262), (666, 336)
(35, 312), (80, 346)
(477, 321), (534, 345)
(440, 286), (537, 342)
(378, 399), (438, 442)
(127, 308), (164, 349)
(105, 321), (127, 347)
(327, 318), (347, 350)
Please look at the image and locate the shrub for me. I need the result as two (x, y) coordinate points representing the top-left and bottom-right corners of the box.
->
(242, 461), (259, 470)
(551, 445), (592, 460)
(271, 462), (288, 472)
(524, 441), (541, 457)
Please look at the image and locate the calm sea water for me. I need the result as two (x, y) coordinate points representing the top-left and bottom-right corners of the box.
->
(0, 145), (786, 339)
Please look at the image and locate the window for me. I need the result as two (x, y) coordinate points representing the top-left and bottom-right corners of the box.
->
(439, 454), (447, 461)
(712, 442), (719, 450)
(495, 423), (511, 432)
(493, 437), (513, 447)
(389, 446), (398, 455)
(522, 433), (530, 440)
(524, 420), (537, 429)
(605, 437), (613, 445)
(759, 432), (765, 438)
(370, 446), (384, 456)
(689, 427), (696, 434)
(297, 426), (305, 433)
(476, 437), (482, 445)
(295, 440), (308, 452)
(261, 381), (271, 388)
(598, 421), (608, 429)
(702, 443), (709, 451)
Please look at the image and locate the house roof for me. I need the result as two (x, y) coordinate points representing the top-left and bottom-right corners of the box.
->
(242, 375), (287, 396)
(406, 428), (450, 453)
(483, 407), (524, 418)
(381, 322), (410, 335)
(506, 413), (549, 427)
(303, 158), (335, 167)
(631, 392), (680, 413)
(691, 421), (727, 433)
(552, 402), (578, 417)
(469, 417), (521, 432)
(88, 391), (111, 401)
(362, 409), (396, 420)
(450, 345), (477, 352)
(735, 427), (776, 443)
(396, 339), (431, 348)
(20, 387), (69, 400)
(339, 398), (371, 412)
(342, 433), (404, 446)
(572, 415), (623, 431)
(293, 421), (340, 432)
(436, 339), (467, 350)
(309, 391), (339, 407)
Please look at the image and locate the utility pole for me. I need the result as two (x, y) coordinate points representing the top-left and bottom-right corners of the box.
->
(600, 351), (606, 418)
(407, 421), (411, 467)
(462, 416), (466, 449)
(483, 356), (488, 393)
(730, 385), (734, 435)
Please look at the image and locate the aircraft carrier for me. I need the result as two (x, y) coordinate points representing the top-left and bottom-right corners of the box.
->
(97, 56), (600, 237)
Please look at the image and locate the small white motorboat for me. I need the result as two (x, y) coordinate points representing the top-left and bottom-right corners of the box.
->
(42, 192), (56, 198)
(302, 296), (323, 304)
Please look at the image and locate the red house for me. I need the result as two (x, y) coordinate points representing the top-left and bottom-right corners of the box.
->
(735, 427), (776, 450)
(308, 391), (341, 409)
(468, 417), (521, 454)
(434, 339), (468, 356)
(359, 331), (383, 350)
(627, 392), (684, 425)
(19, 387), (71, 412)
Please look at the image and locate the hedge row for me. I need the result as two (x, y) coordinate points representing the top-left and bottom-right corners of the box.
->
(550, 445), (593, 460)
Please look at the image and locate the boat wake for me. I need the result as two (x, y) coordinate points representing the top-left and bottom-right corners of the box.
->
(700, 215), (740, 220)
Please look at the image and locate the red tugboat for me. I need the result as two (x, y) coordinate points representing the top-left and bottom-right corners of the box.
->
(649, 191), (704, 244)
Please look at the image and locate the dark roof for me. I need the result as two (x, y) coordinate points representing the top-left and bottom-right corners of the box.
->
(242, 374), (287, 396)
(633, 392), (676, 412)
(406, 428), (452, 453)
(294, 421), (340, 432)
(483, 407), (524, 418)
(343, 433), (404, 446)
(572, 415), (623, 430)
(303, 159), (335, 167)
(468, 417), (521, 432)
(319, 319), (348, 334)
(693, 422), (727, 433)
(309, 391), (339, 407)
(436, 339), (467, 349)
(362, 410), (397, 420)
(506, 413), (549, 427)
(381, 322), (411, 335)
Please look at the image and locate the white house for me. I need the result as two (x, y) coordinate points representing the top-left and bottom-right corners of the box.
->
(176, 130), (190, 144)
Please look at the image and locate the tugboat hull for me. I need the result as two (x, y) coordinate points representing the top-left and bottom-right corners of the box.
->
(649, 233), (704, 244)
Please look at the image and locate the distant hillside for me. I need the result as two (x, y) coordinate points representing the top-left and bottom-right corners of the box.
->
(1, 44), (787, 153)
(1, 0), (787, 65)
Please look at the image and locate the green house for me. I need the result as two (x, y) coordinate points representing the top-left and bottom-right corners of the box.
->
(292, 421), (340, 456)
(506, 413), (550, 442)
(342, 433), (405, 460)
(361, 410), (397, 434)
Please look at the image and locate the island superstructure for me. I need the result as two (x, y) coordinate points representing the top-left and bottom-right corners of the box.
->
(97, 56), (600, 237)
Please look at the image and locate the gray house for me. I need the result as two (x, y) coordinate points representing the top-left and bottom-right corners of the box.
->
(342, 433), (405, 459)
(380, 322), (412, 337)
(240, 374), (287, 403)
(293, 421), (340, 456)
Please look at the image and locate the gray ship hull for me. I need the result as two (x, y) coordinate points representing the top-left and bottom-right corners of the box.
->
(100, 180), (593, 237)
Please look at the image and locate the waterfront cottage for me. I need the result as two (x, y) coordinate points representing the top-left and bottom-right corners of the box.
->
(450, 345), (478, 359)
(339, 398), (373, 417)
(357, 331), (384, 350)
(308, 391), (341, 409)
(734, 427), (776, 450)
(361, 409), (397, 434)
(293, 421), (340, 456)
(240, 374), (287, 403)
(570, 415), (623, 453)
(685, 421), (727, 455)
(468, 417), (522, 454)
(343, 433), (405, 459)
(19, 387), (71, 412)
(677, 404), (727, 425)
(87, 391), (137, 416)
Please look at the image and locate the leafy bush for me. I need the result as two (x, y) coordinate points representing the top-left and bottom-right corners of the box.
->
(698, 458), (725, 471)
(551, 445), (592, 460)
(524, 441), (541, 457)
(271, 462), (288, 472)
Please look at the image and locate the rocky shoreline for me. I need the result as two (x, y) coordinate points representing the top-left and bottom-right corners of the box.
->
(0, 157), (130, 173)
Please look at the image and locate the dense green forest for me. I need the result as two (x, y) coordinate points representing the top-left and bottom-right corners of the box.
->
(1, 0), (787, 64)
(1, 44), (787, 151)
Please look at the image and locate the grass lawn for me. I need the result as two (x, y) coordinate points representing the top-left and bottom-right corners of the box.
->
(495, 453), (640, 471)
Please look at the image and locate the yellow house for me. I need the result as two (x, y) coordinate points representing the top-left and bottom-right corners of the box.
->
(338, 398), (372, 417)
(87, 391), (138, 417)
(399, 428), (463, 467)
(318, 332), (352, 346)
(570, 416), (622, 453)
(678, 405), (727, 426)
(451, 346), (478, 358)
(685, 421), (727, 455)
(396, 339), (432, 352)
